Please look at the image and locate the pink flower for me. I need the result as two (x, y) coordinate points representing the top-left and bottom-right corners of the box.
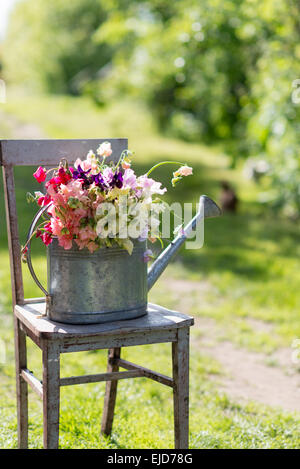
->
(137, 175), (167, 199)
(74, 238), (89, 250)
(122, 161), (131, 169)
(60, 179), (86, 201)
(50, 218), (60, 236)
(123, 168), (137, 189)
(87, 241), (99, 253)
(58, 235), (73, 250)
(174, 165), (193, 177)
(33, 166), (47, 183)
(102, 167), (114, 185)
(74, 158), (91, 172)
(78, 226), (97, 241)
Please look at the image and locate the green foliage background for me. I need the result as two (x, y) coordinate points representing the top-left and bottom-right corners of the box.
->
(2, 0), (300, 212)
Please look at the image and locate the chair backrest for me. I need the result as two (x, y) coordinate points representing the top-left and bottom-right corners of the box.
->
(0, 138), (128, 307)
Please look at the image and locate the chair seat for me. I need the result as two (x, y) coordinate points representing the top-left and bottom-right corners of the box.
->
(15, 301), (194, 340)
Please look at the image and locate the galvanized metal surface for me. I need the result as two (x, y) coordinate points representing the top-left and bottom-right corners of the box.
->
(147, 195), (222, 291)
(46, 238), (148, 324)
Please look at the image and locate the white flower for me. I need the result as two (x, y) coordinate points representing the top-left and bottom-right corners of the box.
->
(97, 142), (112, 158)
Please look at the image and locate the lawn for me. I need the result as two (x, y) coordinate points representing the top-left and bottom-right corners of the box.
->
(0, 89), (299, 448)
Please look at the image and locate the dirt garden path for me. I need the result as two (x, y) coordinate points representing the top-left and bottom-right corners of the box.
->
(166, 278), (300, 414)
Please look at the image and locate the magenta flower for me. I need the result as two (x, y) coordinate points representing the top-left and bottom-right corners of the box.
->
(33, 166), (47, 183)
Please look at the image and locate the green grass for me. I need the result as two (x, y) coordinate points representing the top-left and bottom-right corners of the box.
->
(0, 89), (299, 448)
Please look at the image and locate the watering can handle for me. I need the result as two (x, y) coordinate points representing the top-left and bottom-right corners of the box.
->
(25, 203), (51, 297)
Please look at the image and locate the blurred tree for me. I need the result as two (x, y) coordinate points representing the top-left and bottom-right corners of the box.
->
(3, 0), (110, 94)
(3, 0), (300, 214)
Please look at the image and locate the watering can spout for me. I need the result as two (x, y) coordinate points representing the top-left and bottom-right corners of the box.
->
(147, 195), (221, 291)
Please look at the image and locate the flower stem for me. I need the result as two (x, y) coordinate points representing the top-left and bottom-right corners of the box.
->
(146, 161), (186, 177)
(21, 220), (49, 253)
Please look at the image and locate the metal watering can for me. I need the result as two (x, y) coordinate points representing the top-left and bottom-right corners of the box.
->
(26, 195), (221, 324)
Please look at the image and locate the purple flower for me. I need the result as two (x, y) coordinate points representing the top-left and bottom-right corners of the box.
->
(92, 172), (106, 190)
(111, 170), (123, 189)
(143, 249), (153, 262)
(72, 164), (91, 180)
(72, 165), (93, 189)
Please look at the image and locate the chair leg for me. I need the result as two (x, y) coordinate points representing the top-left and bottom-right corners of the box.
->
(172, 327), (190, 449)
(101, 347), (121, 436)
(14, 317), (28, 449)
(42, 342), (60, 449)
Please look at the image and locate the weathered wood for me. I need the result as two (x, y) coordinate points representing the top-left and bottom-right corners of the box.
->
(24, 297), (45, 305)
(0, 139), (127, 166)
(172, 327), (190, 449)
(19, 321), (41, 349)
(59, 330), (177, 353)
(2, 166), (24, 306)
(43, 342), (60, 449)
(117, 358), (174, 388)
(14, 302), (194, 340)
(14, 317), (28, 449)
(60, 369), (143, 387)
(21, 369), (43, 399)
(101, 348), (120, 436)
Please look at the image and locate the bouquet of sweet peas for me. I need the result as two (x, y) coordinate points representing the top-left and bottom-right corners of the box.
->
(26, 142), (193, 256)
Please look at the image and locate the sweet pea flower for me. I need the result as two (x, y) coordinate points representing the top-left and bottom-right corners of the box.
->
(86, 241), (99, 253)
(122, 160), (131, 169)
(173, 165), (193, 177)
(57, 167), (72, 185)
(50, 217), (64, 237)
(41, 232), (53, 246)
(97, 142), (112, 158)
(74, 158), (92, 172)
(143, 249), (154, 262)
(33, 166), (47, 183)
(122, 168), (137, 190)
(78, 225), (97, 241)
(37, 193), (51, 207)
(58, 235), (73, 250)
(102, 167), (114, 185)
(137, 175), (167, 202)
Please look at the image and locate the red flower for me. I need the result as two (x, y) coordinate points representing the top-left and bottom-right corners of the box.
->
(45, 177), (60, 192)
(33, 166), (47, 183)
(44, 222), (52, 233)
(37, 194), (51, 207)
(41, 232), (53, 246)
(57, 167), (72, 185)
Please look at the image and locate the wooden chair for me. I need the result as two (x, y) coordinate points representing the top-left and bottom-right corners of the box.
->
(0, 139), (194, 449)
